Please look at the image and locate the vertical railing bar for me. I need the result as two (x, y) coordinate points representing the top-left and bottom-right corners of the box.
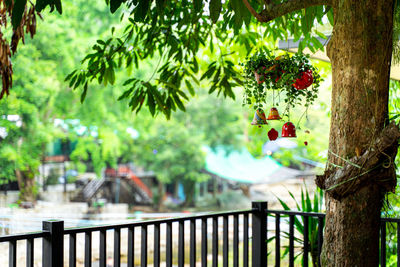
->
(178, 221), (185, 267)
(114, 228), (121, 267)
(141, 225), (148, 267)
(212, 216), (218, 267)
(252, 202), (268, 267)
(69, 233), (76, 267)
(42, 221), (64, 267)
(397, 222), (400, 267)
(275, 213), (281, 267)
(154, 223), (160, 267)
(166, 222), (172, 267)
(266, 208), (269, 264)
(85, 231), (92, 267)
(127, 226), (134, 267)
(233, 214), (239, 267)
(317, 216), (324, 267)
(289, 215), (295, 267)
(9, 240), (16, 267)
(303, 216), (309, 267)
(26, 238), (34, 267)
(243, 213), (249, 267)
(381, 221), (386, 267)
(99, 230), (106, 267)
(223, 215), (229, 267)
(190, 219), (196, 267)
(201, 218), (207, 267)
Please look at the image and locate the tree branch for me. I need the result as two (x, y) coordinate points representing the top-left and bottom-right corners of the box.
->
(242, 0), (264, 21)
(242, 0), (332, 23)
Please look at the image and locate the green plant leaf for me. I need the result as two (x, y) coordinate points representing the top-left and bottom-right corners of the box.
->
(135, 0), (151, 22)
(80, 82), (88, 103)
(54, 0), (62, 14)
(209, 0), (222, 23)
(12, 0), (27, 30)
(110, 0), (124, 13)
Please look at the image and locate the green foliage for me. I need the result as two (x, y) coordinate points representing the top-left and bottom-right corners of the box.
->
(134, 116), (209, 205)
(0, 0), (124, 185)
(132, 91), (245, 205)
(65, 0), (332, 118)
(12, 0), (62, 30)
(242, 52), (321, 111)
(275, 185), (324, 266)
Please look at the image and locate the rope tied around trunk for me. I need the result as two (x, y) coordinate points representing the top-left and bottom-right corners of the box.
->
(316, 121), (400, 200)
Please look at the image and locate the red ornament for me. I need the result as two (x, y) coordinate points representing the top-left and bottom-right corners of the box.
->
(281, 122), (297, 137)
(267, 107), (282, 120)
(304, 141), (308, 146)
(268, 128), (279, 141)
(293, 69), (313, 90)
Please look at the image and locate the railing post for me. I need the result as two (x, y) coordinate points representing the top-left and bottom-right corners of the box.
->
(252, 201), (268, 267)
(42, 220), (64, 267)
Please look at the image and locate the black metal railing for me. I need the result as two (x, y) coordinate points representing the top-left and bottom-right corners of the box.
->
(0, 201), (399, 266)
(266, 208), (325, 267)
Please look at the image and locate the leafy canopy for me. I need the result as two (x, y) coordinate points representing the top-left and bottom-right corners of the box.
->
(64, 0), (332, 118)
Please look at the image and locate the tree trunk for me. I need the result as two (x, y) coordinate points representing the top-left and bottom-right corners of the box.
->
(156, 181), (164, 211)
(319, 0), (395, 266)
(183, 180), (195, 207)
(15, 169), (37, 203)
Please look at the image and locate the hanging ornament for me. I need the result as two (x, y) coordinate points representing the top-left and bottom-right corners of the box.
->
(268, 128), (279, 141)
(251, 108), (268, 126)
(293, 69), (313, 90)
(267, 107), (282, 120)
(281, 122), (297, 137)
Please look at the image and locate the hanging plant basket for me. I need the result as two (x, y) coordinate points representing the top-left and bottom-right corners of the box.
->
(242, 52), (321, 110)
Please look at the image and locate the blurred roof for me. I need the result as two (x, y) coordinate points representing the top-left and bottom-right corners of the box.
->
(262, 138), (298, 154)
(278, 36), (400, 81)
(204, 147), (303, 184)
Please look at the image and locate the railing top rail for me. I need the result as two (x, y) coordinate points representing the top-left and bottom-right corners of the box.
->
(0, 231), (49, 243)
(381, 217), (400, 222)
(3, 207), (400, 241)
(64, 209), (253, 234)
(267, 209), (326, 218)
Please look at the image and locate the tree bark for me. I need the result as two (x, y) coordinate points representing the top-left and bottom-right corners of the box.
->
(15, 169), (37, 203)
(319, 0), (395, 266)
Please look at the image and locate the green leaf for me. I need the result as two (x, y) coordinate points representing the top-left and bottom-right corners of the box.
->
(185, 80), (195, 96)
(327, 7), (334, 26)
(35, 0), (47, 12)
(230, 0), (248, 27)
(135, 0), (151, 22)
(311, 37), (323, 50)
(314, 30), (327, 40)
(200, 65), (216, 80)
(193, 0), (202, 13)
(118, 87), (134, 100)
(110, 0), (124, 13)
(12, 0), (27, 30)
(64, 70), (77, 82)
(80, 82), (88, 103)
(54, 0), (62, 14)
(209, 0), (222, 23)
(173, 93), (186, 111)
(147, 92), (156, 116)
